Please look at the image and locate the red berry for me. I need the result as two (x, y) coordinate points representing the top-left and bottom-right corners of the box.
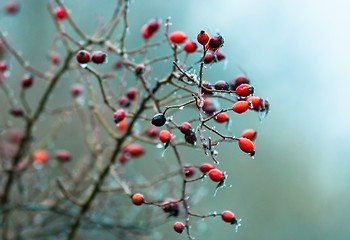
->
(118, 96), (130, 107)
(208, 34), (224, 49)
(50, 52), (61, 65)
(214, 80), (230, 90)
(202, 81), (213, 94)
(4, 1), (19, 14)
(184, 131), (197, 144)
(21, 74), (34, 88)
(6, 129), (22, 144)
(70, 84), (83, 98)
(159, 130), (172, 143)
(33, 150), (48, 164)
(162, 198), (179, 217)
(141, 24), (153, 39)
(116, 120), (127, 132)
(113, 60), (123, 70)
(124, 144), (144, 157)
(201, 98), (217, 114)
(54, 6), (66, 20)
(232, 101), (250, 114)
(197, 30), (210, 46)
(10, 106), (23, 117)
(221, 210), (236, 223)
(179, 122), (192, 134)
(199, 163), (214, 173)
(203, 52), (215, 64)
(131, 193), (144, 206)
(114, 109), (126, 123)
(135, 64), (145, 76)
(183, 165), (195, 178)
(241, 129), (257, 141)
(247, 96), (262, 111)
(237, 137), (255, 156)
(231, 75), (250, 91)
(125, 87), (137, 100)
(76, 50), (91, 64)
(214, 112), (229, 123)
(215, 50), (225, 61)
(183, 41), (197, 53)
(208, 169), (223, 182)
(0, 61), (7, 72)
(169, 31), (186, 44)
(173, 222), (185, 234)
(235, 83), (254, 97)
(146, 126), (158, 138)
(147, 19), (160, 34)
(119, 153), (130, 164)
(91, 51), (107, 64)
(55, 150), (71, 162)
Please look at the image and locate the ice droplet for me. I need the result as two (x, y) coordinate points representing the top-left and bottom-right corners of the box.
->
(80, 63), (88, 68)
(156, 143), (163, 149)
(179, 106), (184, 110)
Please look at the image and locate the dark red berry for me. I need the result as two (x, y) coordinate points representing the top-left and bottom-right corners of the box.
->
(0, 61), (7, 72)
(202, 81), (213, 94)
(162, 198), (179, 217)
(214, 80), (230, 90)
(184, 131), (197, 144)
(76, 50), (91, 64)
(91, 51), (107, 64)
(4, 1), (19, 14)
(55, 150), (71, 162)
(147, 19), (160, 34)
(70, 84), (83, 98)
(114, 109), (126, 123)
(118, 96), (130, 107)
(208, 34), (224, 49)
(179, 122), (192, 134)
(151, 113), (166, 127)
(125, 87), (137, 100)
(135, 64), (145, 76)
(173, 222), (185, 234)
(21, 74), (34, 88)
(10, 106), (24, 117)
(6, 129), (22, 144)
(215, 51), (225, 61)
(203, 52), (215, 64)
(141, 24), (153, 39)
(231, 75), (250, 91)
(146, 126), (158, 138)
(113, 60), (123, 70)
(183, 165), (195, 178)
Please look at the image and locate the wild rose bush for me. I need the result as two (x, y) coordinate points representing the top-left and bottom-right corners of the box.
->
(0, 1), (269, 239)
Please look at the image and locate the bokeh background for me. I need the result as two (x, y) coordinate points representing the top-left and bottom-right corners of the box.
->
(1, 0), (350, 239)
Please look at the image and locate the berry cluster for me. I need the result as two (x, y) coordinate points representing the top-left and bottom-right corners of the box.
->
(0, 1), (269, 239)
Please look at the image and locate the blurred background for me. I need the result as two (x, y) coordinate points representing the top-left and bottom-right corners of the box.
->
(1, 0), (350, 239)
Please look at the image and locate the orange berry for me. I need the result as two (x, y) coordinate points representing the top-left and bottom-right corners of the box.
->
(131, 193), (144, 206)
(159, 130), (172, 143)
(33, 150), (48, 164)
(232, 101), (250, 114)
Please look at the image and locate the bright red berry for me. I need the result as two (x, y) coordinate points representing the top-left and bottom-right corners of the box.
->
(197, 30), (209, 46)
(131, 193), (144, 206)
(173, 222), (185, 234)
(237, 137), (255, 156)
(199, 163), (214, 173)
(232, 101), (250, 114)
(116, 120), (127, 132)
(55, 150), (71, 162)
(235, 83), (254, 97)
(179, 122), (192, 134)
(141, 24), (153, 39)
(221, 210), (236, 224)
(114, 109), (126, 123)
(91, 51), (107, 64)
(208, 34), (224, 49)
(183, 41), (197, 53)
(54, 6), (66, 20)
(208, 169), (223, 182)
(169, 31), (186, 44)
(76, 50), (91, 64)
(33, 150), (48, 164)
(159, 130), (172, 143)
(21, 74), (34, 88)
(241, 129), (257, 141)
(247, 96), (262, 111)
(214, 112), (229, 123)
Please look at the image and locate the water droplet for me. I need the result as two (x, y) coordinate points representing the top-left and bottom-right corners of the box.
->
(156, 143), (163, 149)
(179, 106), (184, 110)
(229, 185), (233, 188)
(80, 63), (88, 68)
